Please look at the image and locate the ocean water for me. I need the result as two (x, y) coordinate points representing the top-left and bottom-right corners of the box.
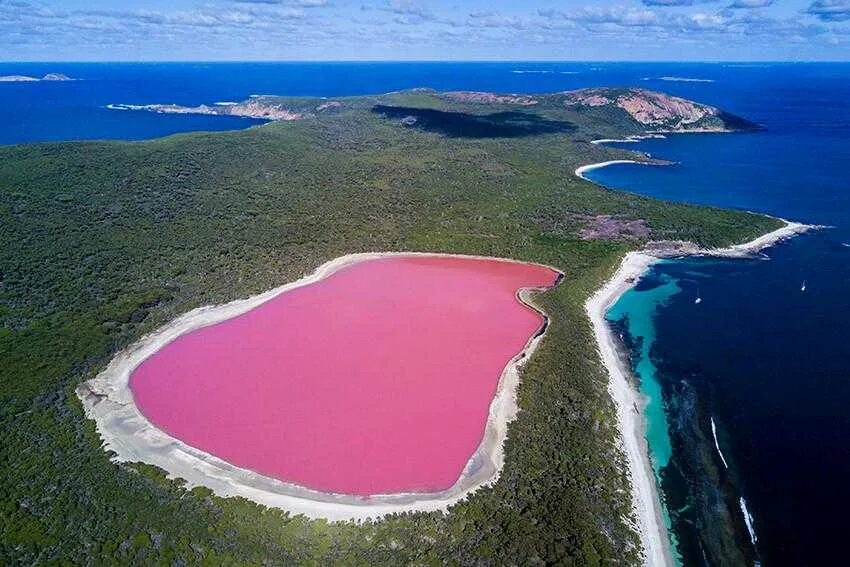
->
(4, 62), (849, 565)
(590, 66), (850, 565)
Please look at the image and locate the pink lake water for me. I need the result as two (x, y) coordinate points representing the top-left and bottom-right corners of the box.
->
(130, 255), (560, 496)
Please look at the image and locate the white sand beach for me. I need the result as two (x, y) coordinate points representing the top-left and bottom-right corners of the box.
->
(575, 160), (644, 179)
(590, 134), (667, 145)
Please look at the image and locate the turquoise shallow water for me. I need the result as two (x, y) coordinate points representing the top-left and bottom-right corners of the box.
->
(606, 270), (680, 475)
(606, 269), (683, 565)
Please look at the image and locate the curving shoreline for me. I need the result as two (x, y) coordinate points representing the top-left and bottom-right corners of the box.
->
(77, 252), (562, 521)
(589, 134), (667, 145)
(575, 160), (646, 179)
(580, 157), (814, 566)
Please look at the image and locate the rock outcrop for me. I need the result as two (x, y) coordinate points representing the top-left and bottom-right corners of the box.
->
(563, 87), (756, 132)
(441, 91), (538, 106)
(578, 215), (650, 241)
(109, 96), (344, 122)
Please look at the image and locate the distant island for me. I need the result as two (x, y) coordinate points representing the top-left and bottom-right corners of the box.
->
(0, 72), (73, 82)
(644, 76), (716, 83)
(110, 87), (754, 134)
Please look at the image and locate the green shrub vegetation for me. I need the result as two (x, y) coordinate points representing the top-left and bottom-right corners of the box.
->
(0, 90), (780, 565)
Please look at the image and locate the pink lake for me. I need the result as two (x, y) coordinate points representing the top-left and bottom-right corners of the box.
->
(130, 255), (560, 496)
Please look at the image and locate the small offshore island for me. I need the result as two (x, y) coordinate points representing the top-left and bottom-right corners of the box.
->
(2, 85), (801, 565)
(0, 72), (72, 82)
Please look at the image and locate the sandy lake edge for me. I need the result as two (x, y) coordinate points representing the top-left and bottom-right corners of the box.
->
(77, 251), (562, 521)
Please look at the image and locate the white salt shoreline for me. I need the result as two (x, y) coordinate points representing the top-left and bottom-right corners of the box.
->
(77, 251), (562, 521)
(581, 155), (814, 565)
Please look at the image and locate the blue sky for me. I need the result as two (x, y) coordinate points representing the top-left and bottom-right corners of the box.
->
(2, 0), (849, 61)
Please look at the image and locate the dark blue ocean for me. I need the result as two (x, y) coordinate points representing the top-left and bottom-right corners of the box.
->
(4, 62), (848, 566)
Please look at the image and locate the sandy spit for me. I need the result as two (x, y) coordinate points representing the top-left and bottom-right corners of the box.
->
(575, 160), (645, 179)
(77, 252), (562, 521)
(590, 134), (667, 145)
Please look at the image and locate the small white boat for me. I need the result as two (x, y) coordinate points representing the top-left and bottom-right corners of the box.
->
(801, 280), (807, 292)
(695, 296), (702, 304)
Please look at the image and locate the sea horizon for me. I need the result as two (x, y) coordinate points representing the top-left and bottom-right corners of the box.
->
(4, 59), (850, 63)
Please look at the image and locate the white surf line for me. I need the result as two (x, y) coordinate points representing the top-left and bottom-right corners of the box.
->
(77, 251), (562, 522)
(739, 497), (758, 545)
(581, 155), (816, 565)
(715, 414), (762, 558)
(710, 417), (729, 470)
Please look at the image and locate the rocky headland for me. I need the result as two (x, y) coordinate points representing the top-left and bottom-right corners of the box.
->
(562, 87), (758, 132)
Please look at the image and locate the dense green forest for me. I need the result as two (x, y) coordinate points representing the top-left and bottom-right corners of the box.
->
(0, 89), (780, 565)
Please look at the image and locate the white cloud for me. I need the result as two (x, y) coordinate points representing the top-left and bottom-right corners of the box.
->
(0, 0), (846, 61)
(727, 0), (774, 8)
(539, 6), (661, 29)
(807, 0), (850, 21)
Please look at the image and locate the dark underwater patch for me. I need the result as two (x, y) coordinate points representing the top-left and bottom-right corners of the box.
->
(633, 271), (670, 292)
(371, 105), (575, 138)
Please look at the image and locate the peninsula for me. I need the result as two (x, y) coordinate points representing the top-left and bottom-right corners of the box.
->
(2, 87), (787, 566)
(110, 87), (757, 133)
